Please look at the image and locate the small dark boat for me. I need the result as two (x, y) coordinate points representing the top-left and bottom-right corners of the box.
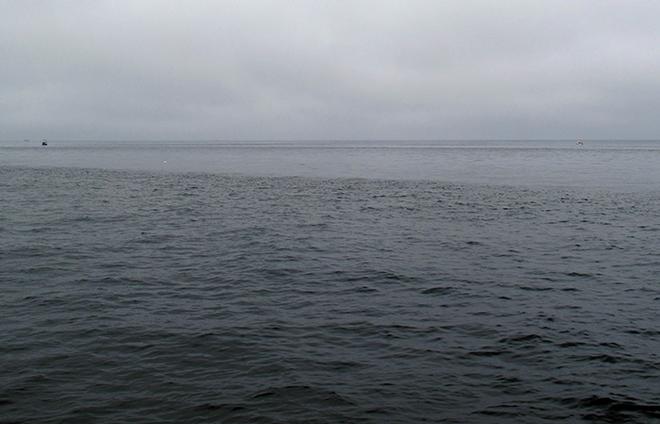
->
(42, 139), (48, 146)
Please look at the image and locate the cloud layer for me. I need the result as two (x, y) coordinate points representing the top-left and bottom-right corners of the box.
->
(2, 0), (660, 140)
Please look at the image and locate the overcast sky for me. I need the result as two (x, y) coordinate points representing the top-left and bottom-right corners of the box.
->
(1, 0), (660, 140)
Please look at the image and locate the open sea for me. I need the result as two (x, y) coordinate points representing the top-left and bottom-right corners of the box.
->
(1, 140), (659, 423)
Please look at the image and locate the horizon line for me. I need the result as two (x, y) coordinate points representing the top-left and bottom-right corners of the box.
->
(4, 138), (660, 143)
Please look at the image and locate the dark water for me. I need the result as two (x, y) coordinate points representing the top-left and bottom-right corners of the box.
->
(2, 142), (660, 423)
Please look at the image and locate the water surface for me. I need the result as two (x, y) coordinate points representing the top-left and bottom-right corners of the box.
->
(1, 141), (659, 423)
(2, 139), (660, 189)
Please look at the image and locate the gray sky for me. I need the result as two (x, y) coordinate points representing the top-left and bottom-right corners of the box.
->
(2, 0), (660, 140)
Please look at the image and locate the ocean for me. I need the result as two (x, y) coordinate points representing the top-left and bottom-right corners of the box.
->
(1, 140), (659, 423)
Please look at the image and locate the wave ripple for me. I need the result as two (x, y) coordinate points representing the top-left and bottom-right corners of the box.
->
(1, 167), (659, 423)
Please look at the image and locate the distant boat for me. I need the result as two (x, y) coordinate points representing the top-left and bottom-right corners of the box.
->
(41, 139), (48, 146)
(23, 139), (30, 142)
(576, 140), (584, 146)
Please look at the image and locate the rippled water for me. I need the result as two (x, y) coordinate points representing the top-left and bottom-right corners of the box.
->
(2, 142), (660, 423)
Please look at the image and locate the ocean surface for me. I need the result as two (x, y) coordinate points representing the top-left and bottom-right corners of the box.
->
(1, 140), (659, 423)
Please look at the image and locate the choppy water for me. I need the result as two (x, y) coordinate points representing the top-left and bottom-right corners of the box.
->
(1, 141), (660, 423)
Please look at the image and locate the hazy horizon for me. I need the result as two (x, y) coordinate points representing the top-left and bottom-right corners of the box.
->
(4, 138), (660, 143)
